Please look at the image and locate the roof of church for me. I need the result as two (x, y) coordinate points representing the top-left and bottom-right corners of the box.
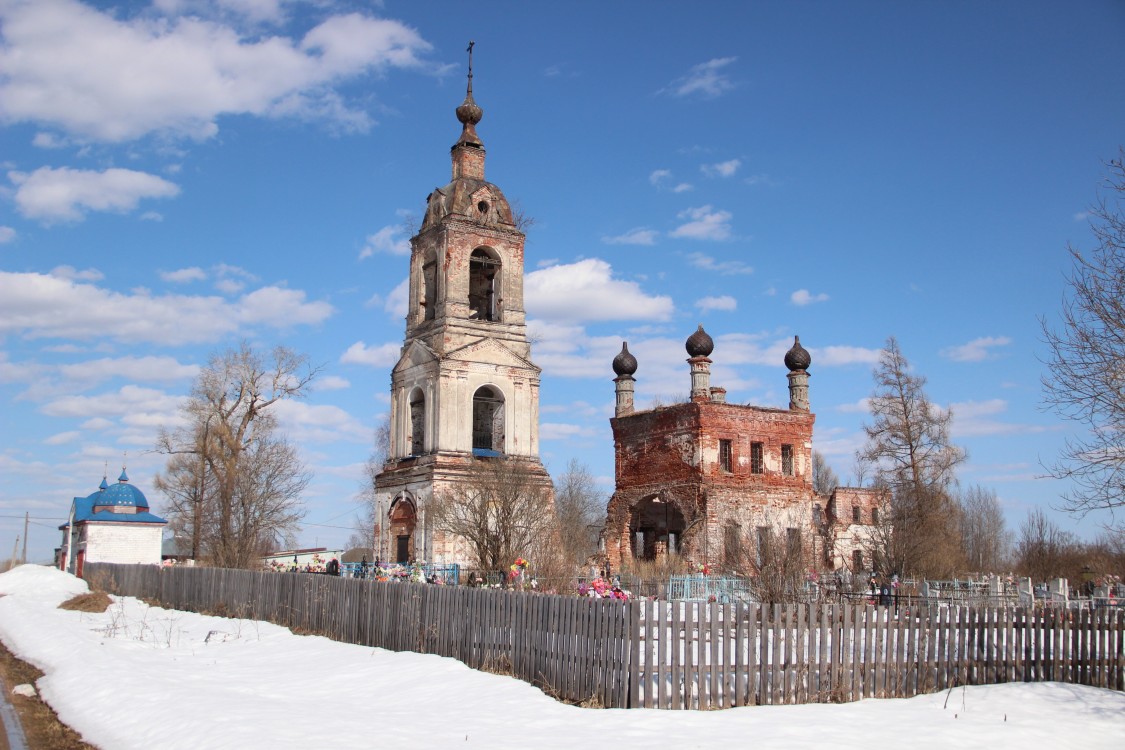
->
(60, 471), (168, 528)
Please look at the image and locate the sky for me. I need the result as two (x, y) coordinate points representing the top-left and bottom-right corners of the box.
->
(2, 0), (1125, 564)
(0, 565), (1123, 749)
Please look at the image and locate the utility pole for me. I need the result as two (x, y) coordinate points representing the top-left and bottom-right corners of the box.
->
(21, 512), (28, 564)
(9, 535), (18, 571)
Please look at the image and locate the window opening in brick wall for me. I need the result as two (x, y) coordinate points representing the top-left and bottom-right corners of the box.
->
(723, 523), (741, 568)
(852, 505), (860, 524)
(871, 507), (879, 525)
(853, 549), (863, 571)
(781, 444), (793, 476)
(750, 442), (764, 474)
(756, 526), (770, 569)
(786, 527), (801, 556)
(719, 439), (733, 473)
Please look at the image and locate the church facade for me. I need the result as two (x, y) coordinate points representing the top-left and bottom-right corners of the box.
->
(372, 54), (552, 566)
(603, 328), (881, 575)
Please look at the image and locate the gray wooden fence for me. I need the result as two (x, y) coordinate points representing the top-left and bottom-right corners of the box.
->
(84, 563), (1124, 710)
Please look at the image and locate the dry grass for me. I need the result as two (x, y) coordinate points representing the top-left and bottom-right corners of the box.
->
(57, 592), (112, 613)
(0, 642), (97, 749)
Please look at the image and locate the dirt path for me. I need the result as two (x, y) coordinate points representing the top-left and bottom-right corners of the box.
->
(0, 643), (96, 750)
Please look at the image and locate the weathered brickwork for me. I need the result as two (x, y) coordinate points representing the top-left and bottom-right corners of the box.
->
(372, 70), (553, 567)
(604, 330), (880, 574)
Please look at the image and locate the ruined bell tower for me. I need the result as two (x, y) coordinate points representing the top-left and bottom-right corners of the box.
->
(373, 44), (552, 566)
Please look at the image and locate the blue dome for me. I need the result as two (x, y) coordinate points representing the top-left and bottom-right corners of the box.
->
(88, 476), (150, 510)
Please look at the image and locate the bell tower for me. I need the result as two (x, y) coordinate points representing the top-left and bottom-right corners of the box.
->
(373, 44), (552, 566)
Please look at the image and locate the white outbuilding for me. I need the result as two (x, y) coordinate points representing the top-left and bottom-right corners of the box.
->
(57, 469), (167, 577)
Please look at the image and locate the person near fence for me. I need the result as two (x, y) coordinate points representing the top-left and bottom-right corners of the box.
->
(326, 558), (340, 576)
(879, 579), (892, 607)
(359, 556), (369, 579)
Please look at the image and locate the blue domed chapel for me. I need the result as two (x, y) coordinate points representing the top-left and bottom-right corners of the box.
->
(57, 468), (167, 577)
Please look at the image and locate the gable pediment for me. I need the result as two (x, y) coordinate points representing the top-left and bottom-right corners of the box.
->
(391, 339), (438, 374)
(444, 337), (538, 371)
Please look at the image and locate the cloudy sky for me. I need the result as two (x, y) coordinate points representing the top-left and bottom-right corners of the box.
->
(2, 0), (1123, 563)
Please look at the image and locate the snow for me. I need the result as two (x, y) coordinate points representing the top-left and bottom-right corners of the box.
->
(0, 566), (1120, 750)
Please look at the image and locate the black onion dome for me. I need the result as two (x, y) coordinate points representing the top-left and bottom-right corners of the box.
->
(784, 335), (811, 371)
(685, 324), (714, 357)
(612, 342), (638, 376)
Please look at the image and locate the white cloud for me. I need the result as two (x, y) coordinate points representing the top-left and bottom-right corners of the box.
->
(667, 57), (738, 98)
(670, 205), (732, 241)
(359, 226), (410, 258)
(941, 336), (1012, 363)
(948, 398), (1052, 438)
(837, 398), (872, 414)
(0, 0), (435, 142)
(44, 430), (81, 445)
(525, 259), (673, 323)
(42, 384), (185, 422)
(540, 422), (592, 441)
(696, 295), (737, 312)
(31, 132), (67, 149)
(0, 270), (333, 345)
(340, 341), (400, 367)
(602, 228), (658, 246)
(272, 400), (369, 443)
(650, 169), (692, 193)
(10, 166), (179, 222)
(215, 278), (245, 294)
(701, 159), (741, 178)
(237, 286), (333, 326)
(160, 267), (207, 283)
(49, 265), (104, 282)
(791, 289), (829, 306)
(385, 277), (409, 318)
(57, 356), (199, 385)
(314, 375), (351, 391)
(816, 346), (881, 366)
(0, 226), (15, 244)
(688, 252), (752, 275)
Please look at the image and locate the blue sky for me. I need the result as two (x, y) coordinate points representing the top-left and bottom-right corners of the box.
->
(1, 0), (1123, 563)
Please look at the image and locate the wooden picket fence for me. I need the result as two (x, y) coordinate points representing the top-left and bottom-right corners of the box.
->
(84, 563), (1124, 710)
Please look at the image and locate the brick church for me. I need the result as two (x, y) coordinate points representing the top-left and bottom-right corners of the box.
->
(372, 48), (878, 575)
(602, 328), (882, 574)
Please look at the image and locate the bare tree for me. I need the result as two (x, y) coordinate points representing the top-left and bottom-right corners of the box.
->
(726, 520), (810, 604)
(812, 450), (839, 497)
(156, 342), (316, 569)
(1041, 151), (1125, 524)
(552, 459), (604, 567)
(428, 457), (556, 572)
(1014, 509), (1079, 583)
(959, 485), (1010, 573)
(348, 415), (391, 551)
(857, 336), (967, 578)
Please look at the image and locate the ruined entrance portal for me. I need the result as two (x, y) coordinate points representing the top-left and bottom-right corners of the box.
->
(630, 496), (685, 561)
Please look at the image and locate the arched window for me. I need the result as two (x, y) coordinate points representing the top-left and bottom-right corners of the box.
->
(421, 251), (437, 322)
(468, 248), (501, 322)
(472, 385), (505, 455)
(409, 388), (425, 455)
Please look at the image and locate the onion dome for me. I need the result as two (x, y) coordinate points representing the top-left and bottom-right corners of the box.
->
(685, 324), (714, 358)
(98, 476), (109, 491)
(612, 342), (638, 376)
(784, 335), (811, 371)
(87, 471), (151, 511)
